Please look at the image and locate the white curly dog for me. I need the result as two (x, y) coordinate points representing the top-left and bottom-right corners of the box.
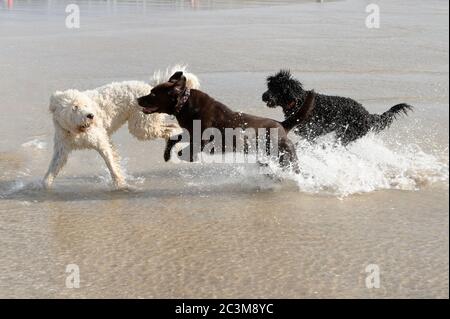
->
(43, 65), (200, 190)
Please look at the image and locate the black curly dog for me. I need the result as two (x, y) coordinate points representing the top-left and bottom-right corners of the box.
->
(262, 70), (413, 145)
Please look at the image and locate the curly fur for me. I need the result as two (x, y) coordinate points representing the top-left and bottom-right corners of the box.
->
(262, 70), (413, 145)
(43, 65), (200, 189)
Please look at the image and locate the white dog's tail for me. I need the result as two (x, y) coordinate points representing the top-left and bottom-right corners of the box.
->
(150, 64), (200, 90)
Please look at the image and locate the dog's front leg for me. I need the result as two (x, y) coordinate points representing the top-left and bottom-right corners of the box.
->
(43, 141), (70, 189)
(176, 139), (201, 162)
(95, 140), (127, 189)
(164, 133), (183, 162)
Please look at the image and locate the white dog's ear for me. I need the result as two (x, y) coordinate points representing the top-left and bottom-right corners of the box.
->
(49, 91), (63, 113)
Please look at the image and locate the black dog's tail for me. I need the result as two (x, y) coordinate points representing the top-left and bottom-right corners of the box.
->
(370, 103), (414, 132)
(281, 90), (316, 132)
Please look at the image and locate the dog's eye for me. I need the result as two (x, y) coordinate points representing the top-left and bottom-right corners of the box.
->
(73, 105), (79, 110)
(151, 93), (156, 97)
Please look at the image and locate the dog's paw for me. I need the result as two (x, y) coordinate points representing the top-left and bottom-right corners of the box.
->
(112, 180), (130, 191)
(162, 123), (182, 137)
(42, 179), (53, 190)
(114, 184), (137, 192)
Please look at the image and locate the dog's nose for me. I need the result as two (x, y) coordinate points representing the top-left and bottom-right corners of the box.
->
(262, 92), (269, 102)
(87, 113), (94, 119)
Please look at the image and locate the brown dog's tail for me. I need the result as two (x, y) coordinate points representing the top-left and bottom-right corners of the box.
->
(281, 90), (316, 132)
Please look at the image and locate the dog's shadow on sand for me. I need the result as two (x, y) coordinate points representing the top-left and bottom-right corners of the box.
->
(0, 166), (283, 203)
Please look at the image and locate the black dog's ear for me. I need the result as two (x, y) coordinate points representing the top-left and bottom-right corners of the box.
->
(278, 69), (292, 80)
(169, 71), (184, 83)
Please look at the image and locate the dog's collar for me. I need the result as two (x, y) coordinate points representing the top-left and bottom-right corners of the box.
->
(174, 88), (190, 114)
(286, 99), (297, 109)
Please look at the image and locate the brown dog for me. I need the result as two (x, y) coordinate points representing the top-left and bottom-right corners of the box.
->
(137, 71), (315, 172)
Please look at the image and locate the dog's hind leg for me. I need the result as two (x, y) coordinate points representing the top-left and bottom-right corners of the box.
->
(43, 139), (70, 189)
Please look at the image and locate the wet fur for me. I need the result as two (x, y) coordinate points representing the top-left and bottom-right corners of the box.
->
(43, 66), (199, 190)
(262, 70), (413, 145)
(138, 72), (316, 172)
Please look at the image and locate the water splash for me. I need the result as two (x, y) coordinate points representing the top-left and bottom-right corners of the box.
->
(2, 135), (448, 198)
(96, 157), (146, 187)
(179, 133), (448, 197)
(21, 139), (47, 150)
(0, 179), (43, 198)
(283, 133), (449, 197)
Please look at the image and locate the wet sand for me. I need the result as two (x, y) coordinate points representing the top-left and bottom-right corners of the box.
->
(0, 0), (448, 298)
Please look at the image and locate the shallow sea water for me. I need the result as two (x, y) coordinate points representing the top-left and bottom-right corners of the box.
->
(0, 0), (448, 298)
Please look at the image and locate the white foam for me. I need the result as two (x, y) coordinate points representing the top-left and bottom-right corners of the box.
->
(21, 139), (47, 150)
(284, 133), (449, 197)
(96, 157), (146, 187)
(0, 179), (43, 198)
(5, 135), (448, 198)
(182, 133), (448, 197)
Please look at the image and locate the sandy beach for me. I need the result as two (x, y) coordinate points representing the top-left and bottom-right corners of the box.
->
(0, 0), (448, 298)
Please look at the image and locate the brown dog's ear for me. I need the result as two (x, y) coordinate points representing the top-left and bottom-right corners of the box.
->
(170, 73), (187, 95)
(169, 71), (184, 83)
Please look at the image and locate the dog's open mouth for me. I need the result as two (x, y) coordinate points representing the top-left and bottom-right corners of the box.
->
(78, 123), (91, 132)
(142, 106), (159, 114)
